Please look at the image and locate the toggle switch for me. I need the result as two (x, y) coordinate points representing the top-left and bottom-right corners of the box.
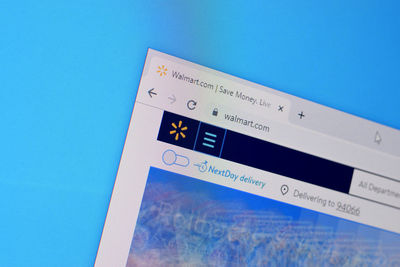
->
(162, 149), (190, 167)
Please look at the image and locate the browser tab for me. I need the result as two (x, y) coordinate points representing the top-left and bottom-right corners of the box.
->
(139, 54), (291, 124)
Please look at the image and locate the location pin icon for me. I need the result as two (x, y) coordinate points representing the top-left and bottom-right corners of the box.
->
(281, 185), (289, 195)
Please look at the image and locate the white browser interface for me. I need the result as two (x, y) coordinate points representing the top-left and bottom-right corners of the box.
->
(95, 49), (400, 266)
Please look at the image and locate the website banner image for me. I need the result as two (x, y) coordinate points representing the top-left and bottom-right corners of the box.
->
(127, 167), (400, 267)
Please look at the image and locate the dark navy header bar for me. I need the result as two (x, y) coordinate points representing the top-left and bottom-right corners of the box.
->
(157, 111), (354, 194)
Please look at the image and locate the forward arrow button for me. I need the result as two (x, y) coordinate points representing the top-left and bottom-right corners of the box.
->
(168, 94), (176, 104)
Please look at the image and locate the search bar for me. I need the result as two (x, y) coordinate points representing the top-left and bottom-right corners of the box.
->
(349, 170), (400, 209)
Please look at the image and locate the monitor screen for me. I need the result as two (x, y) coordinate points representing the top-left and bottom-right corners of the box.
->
(3, 2), (400, 266)
(95, 49), (400, 266)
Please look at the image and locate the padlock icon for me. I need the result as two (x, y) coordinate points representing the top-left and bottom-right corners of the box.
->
(212, 108), (218, 116)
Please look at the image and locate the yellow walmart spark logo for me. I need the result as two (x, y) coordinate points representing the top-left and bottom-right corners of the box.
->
(170, 120), (187, 140)
(157, 65), (168, 77)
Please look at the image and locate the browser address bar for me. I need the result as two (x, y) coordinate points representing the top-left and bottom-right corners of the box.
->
(206, 106), (400, 210)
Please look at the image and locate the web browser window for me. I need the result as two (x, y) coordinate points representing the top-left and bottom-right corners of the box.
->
(95, 49), (400, 266)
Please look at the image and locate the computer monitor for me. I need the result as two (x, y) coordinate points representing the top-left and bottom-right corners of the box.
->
(95, 49), (400, 266)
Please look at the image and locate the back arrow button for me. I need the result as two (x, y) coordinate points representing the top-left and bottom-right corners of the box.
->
(148, 88), (157, 98)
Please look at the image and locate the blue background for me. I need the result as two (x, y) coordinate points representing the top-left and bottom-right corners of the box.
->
(1, 1), (399, 266)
